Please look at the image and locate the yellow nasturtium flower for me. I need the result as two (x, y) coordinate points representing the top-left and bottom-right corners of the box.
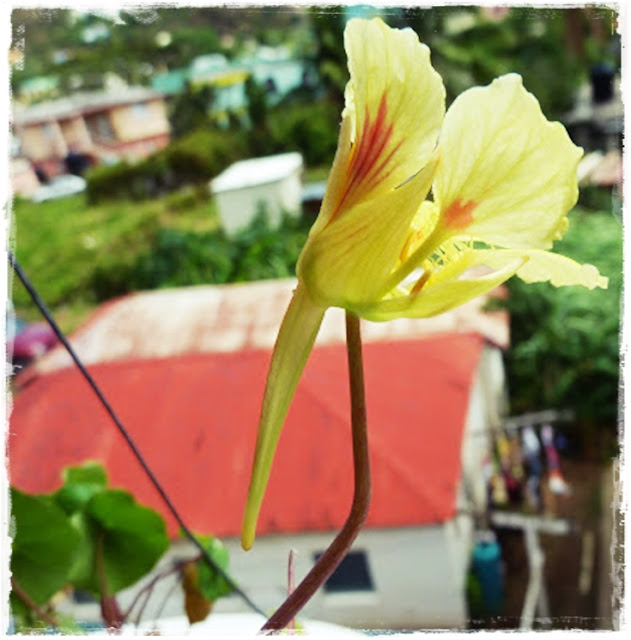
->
(241, 17), (607, 550)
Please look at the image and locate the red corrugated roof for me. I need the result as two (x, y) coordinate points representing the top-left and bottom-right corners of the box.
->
(9, 333), (484, 539)
(19, 278), (508, 382)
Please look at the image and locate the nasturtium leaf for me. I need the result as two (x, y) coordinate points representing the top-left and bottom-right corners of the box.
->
(54, 461), (108, 515)
(86, 489), (169, 594)
(66, 512), (99, 592)
(195, 535), (234, 602)
(10, 487), (80, 605)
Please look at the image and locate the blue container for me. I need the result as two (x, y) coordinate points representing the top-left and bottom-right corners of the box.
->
(471, 533), (504, 615)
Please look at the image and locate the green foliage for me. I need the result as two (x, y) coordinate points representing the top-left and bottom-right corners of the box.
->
(85, 156), (170, 204)
(10, 193), (221, 332)
(308, 6), (347, 107)
(180, 533), (233, 625)
(125, 228), (236, 291)
(10, 463), (170, 629)
(164, 184), (210, 213)
(167, 128), (247, 183)
(268, 101), (339, 166)
(503, 209), (622, 435)
(89, 209), (310, 300)
(244, 77), (274, 156)
(396, 6), (619, 120)
(195, 535), (234, 601)
(10, 488), (82, 606)
(229, 210), (311, 282)
(55, 462), (108, 513)
(85, 129), (246, 204)
(10, 461), (236, 631)
(85, 490), (170, 595)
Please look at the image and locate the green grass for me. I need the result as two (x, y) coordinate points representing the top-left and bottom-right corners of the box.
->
(9, 191), (219, 333)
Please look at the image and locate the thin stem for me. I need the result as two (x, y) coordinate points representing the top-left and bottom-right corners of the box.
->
(96, 534), (124, 632)
(261, 312), (371, 632)
(124, 557), (193, 621)
(287, 549), (296, 631)
(10, 577), (59, 629)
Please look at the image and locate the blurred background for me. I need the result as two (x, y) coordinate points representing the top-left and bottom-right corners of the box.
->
(7, 4), (623, 634)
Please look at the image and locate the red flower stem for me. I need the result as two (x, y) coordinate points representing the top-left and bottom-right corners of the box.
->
(287, 549), (296, 631)
(261, 312), (371, 633)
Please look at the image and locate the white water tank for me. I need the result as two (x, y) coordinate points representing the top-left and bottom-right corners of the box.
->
(210, 152), (303, 236)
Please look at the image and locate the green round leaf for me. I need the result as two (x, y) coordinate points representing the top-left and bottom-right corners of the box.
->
(55, 462), (108, 515)
(195, 535), (234, 602)
(66, 512), (99, 592)
(86, 489), (169, 594)
(10, 487), (80, 605)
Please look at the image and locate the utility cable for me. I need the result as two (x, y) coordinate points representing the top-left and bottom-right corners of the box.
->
(8, 250), (265, 617)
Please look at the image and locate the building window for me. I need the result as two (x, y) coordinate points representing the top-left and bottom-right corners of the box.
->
(313, 550), (375, 593)
(85, 112), (115, 141)
(132, 103), (150, 118)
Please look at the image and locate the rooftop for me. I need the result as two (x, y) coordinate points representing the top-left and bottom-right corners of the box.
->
(13, 87), (164, 125)
(10, 332), (486, 538)
(19, 278), (509, 381)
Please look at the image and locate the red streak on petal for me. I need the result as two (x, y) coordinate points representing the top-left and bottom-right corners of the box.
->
(331, 93), (395, 221)
(443, 199), (477, 230)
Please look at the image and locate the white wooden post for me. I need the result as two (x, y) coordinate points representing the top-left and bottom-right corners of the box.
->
(490, 511), (571, 630)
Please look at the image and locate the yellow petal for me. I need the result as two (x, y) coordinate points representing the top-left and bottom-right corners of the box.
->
(363, 244), (608, 321)
(514, 250), (608, 289)
(298, 158), (437, 310)
(433, 74), (583, 249)
(314, 17), (445, 234)
(241, 285), (326, 550)
(359, 247), (527, 321)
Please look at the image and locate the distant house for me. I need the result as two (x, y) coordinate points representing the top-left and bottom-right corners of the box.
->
(152, 46), (309, 123)
(10, 157), (41, 198)
(10, 279), (509, 630)
(245, 46), (310, 106)
(189, 54), (250, 118)
(12, 87), (171, 179)
(9, 135), (40, 198)
(16, 75), (60, 104)
(152, 53), (250, 120)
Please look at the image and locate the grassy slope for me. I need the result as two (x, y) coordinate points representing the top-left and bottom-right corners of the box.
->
(9, 192), (219, 333)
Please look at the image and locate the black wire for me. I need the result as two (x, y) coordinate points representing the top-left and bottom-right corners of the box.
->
(8, 250), (265, 617)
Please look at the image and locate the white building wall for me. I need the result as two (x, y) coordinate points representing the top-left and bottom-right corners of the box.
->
(65, 525), (470, 631)
(459, 344), (506, 518)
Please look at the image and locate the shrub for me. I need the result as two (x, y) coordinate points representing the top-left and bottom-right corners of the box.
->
(502, 209), (622, 445)
(85, 129), (247, 204)
(268, 101), (339, 166)
(89, 209), (312, 299)
(164, 184), (210, 213)
(165, 129), (247, 183)
(85, 155), (171, 204)
(127, 228), (237, 291)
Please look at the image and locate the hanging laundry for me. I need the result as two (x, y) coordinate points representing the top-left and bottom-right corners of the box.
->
(503, 429), (525, 504)
(490, 438), (509, 507)
(521, 426), (543, 512)
(541, 423), (571, 496)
